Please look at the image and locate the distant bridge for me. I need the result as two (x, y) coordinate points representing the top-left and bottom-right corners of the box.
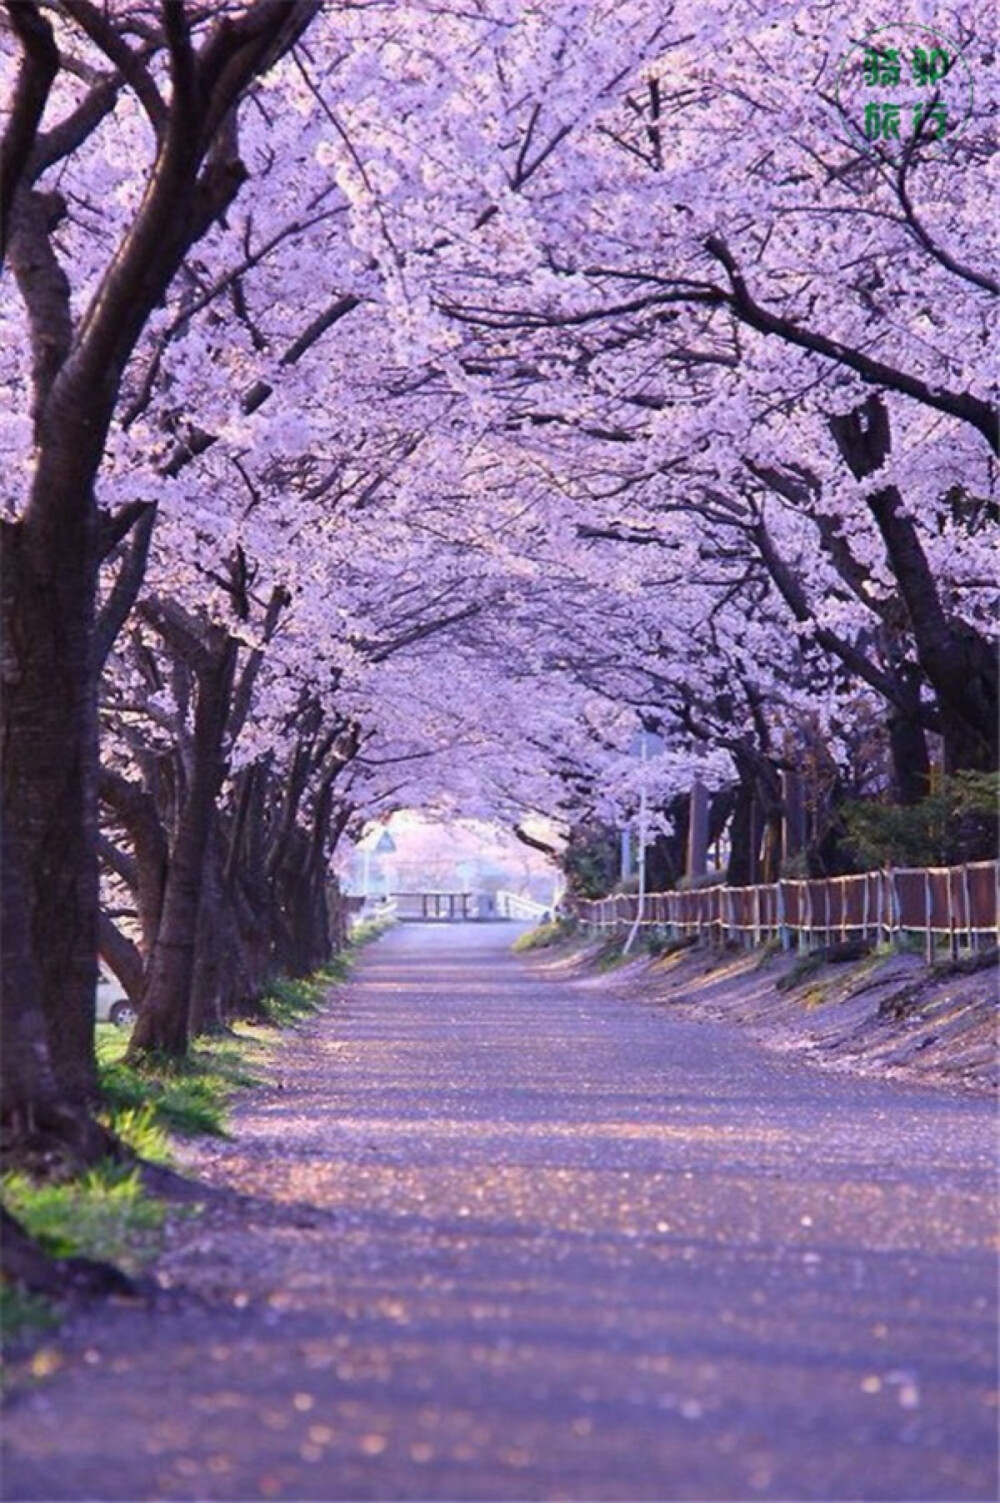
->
(354, 891), (553, 924)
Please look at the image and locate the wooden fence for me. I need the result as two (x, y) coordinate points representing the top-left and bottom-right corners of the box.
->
(571, 860), (999, 964)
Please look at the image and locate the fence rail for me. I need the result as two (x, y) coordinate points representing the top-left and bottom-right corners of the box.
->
(495, 890), (553, 922)
(571, 860), (999, 963)
(392, 891), (474, 921)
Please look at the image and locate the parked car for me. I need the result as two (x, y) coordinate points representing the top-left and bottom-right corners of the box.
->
(97, 965), (138, 1028)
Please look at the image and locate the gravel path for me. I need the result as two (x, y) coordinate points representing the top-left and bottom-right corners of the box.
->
(3, 924), (997, 1501)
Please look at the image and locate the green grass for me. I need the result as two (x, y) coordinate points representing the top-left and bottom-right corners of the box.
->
(753, 938), (785, 969)
(512, 918), (577, 952)
(931, 945), (999, 978)
(592, 935), (631, 972)
(97, 965), (351, 1144)
(0, 1286), (56, 1348)
(0, 1160), (170, 1365)
(258, 970), (338, 1027)
(3, 962), (353, 1369)
(2, 1163), (166, 1275)
(347, 916), (396, 948)
(97, 1029), (265, 1145)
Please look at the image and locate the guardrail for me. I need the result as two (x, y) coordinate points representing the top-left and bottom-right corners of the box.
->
(392, 892), (474, 921)
(571, 860), (999, 964)
(347, 895), (398, 927)
(495, 890), (553, 922)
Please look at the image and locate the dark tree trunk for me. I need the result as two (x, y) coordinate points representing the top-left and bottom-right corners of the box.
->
(0, 0), (322, 1158)
(99, 767), (169, 955)
(726, 781), (756, 886)
(758, 805), (782, 885)
(645, 793), (689, 890)
(830, 397), (998, 775)
(189, 826), (260, 1034)
(128, 638), (236, 1060)
(888, 706), (933, 805)
(1, 506), (108, 1166)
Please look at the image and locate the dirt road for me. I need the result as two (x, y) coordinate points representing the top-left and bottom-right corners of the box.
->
(4, 924), (996, 1500)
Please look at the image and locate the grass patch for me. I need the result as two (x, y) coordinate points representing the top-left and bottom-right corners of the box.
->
(592, 936), (630, 972)
(512, 918), (577, 953)
(931, 946), (999, 979)
(2, 1163), (166, 1276)
(97, 1030), (265, 1145)
(96, 965), (347, 1146)
(94, 961), (354, 1158)
(878, 986), (925, 1021)
(4, 963), (352, 1369)
(776, 952), (827, 992)
(0, 1161), (171, 1367)
(0, 1286), (56, 1349)
(258, 970), (336, 1028)
(753, 938), (785, 969)
(649, 933), (699, 961)
(347, 916), (396, 948)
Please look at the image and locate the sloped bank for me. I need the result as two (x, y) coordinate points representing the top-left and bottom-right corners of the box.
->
(533, 936), (997, 1095)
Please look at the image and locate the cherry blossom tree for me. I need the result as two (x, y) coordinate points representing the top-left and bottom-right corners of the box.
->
(1, 0), (322, 1162)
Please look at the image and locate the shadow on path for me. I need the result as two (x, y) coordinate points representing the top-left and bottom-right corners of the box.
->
(3, 923), (997, 1501)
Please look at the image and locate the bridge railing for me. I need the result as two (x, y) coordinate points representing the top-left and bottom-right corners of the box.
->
(347, 894), (398, 928)
(392, 892), (474, 921)
(570, 860), (999, 964)
(495, 890), (553, 922)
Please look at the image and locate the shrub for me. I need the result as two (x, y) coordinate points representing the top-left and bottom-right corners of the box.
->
(841, 772), (998, 869)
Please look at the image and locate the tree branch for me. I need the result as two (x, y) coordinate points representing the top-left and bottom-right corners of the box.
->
(706, 235), (997, 451)
(0, 0), (58, 266)
(61, 0), (168, 134)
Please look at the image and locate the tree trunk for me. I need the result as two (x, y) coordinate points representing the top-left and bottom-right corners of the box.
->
(98, 913), (144, 1003)
(99, 767), (169, 955)
(888, 706), (933, 805)
(1, 510), (108, 1166)
(726, 781), (756, 886)
(1, 0), (322, 1154)
(830, 397), (998, 774)
(189, 827), (256, 1034)
(128, 641), (236, 1060)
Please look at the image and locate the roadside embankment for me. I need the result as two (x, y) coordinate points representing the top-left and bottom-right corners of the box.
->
(531, 935), (997, 1095)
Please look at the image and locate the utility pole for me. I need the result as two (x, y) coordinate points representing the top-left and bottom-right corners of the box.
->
(623, 734), (649, 956)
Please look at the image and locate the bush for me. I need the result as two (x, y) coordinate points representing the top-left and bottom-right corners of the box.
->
(562, 823), (620, 899)
(776, 953), (827, 991)
(841, 772), (998, 869)
(260, 972), (334, 1027)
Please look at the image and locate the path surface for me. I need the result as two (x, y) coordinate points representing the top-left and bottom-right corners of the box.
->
(4, 925), (997, 1501)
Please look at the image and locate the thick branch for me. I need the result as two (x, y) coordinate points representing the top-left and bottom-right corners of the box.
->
(707, 235), (997, 452)
(750, 513), (926, 717)
(98, 911), (144, 1001)
(61, 0), (167, 134)
(95, 503), (158, 669)
(0, 0), (58, 265)
(6, 189), (73, 432)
